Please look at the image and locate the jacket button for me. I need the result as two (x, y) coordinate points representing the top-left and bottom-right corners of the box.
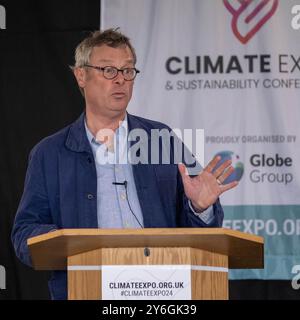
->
(87, 193), (94, 200)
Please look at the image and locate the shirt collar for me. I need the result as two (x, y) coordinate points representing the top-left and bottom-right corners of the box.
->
(84, 113), (128, 146)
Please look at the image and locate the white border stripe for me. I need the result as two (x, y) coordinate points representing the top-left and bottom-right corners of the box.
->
(68, 265), (228, 273)
(68, 265), (102, 271)
(191, 266), (228, 272)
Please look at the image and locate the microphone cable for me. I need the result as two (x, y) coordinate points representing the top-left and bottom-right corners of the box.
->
(112, 180), (143, 228)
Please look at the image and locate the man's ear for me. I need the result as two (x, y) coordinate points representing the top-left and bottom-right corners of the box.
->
(73, 67), (86, 90)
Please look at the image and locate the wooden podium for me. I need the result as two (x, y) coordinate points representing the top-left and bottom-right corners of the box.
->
(28, 228), (264, 300)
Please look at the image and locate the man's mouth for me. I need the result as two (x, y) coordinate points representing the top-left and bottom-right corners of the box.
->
(112, 92), (126, 98)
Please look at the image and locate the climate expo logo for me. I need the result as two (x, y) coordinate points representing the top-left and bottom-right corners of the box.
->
(223, 0), (279, 44)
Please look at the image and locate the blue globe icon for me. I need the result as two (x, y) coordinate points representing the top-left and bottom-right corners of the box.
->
(214, 151), (244, 183)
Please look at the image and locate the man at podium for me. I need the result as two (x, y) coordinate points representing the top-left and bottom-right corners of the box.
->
(12, 29), (238, 299)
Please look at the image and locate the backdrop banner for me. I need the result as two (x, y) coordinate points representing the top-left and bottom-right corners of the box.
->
(101, 0), (300, 280)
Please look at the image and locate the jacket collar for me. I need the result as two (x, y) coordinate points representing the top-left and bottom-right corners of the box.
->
(127, 112), (151, 134)
(65, 113), (91, 153)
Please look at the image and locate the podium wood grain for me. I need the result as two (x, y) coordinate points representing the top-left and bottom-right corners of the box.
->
(28, 228), (263, 269)
(68, 247), (228, 300)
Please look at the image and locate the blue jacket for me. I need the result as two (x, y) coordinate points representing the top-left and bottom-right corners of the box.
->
(12, 113), (224, 299)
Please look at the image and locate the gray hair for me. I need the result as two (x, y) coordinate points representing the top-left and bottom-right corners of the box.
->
(74, 28), (136, 68)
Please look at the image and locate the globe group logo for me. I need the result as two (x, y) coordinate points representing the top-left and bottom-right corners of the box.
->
(249, 153), (293, 185)
(223, 0), (279, 44)
(215, 151), (244, 183)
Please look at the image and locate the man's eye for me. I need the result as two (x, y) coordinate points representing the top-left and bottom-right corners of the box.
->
(105, 67), (115, 74)
(124, 69), (134, 75)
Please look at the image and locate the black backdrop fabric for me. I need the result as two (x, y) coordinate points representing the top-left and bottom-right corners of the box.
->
(0, 0), (298, 300)
(0, 0), (100, 300)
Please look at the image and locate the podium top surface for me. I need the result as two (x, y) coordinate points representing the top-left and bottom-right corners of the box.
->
(28, 228), (264, 270)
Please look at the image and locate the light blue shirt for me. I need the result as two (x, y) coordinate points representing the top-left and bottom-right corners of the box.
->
(85, 115), (144, 228)
(85, 115), (214, 228)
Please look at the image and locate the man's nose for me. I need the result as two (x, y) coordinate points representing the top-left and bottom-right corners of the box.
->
(113, 70), (126, 84)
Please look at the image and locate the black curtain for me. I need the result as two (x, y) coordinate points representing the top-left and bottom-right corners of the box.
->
(0, 0), (100, 299)
(0, 0), (298, 300)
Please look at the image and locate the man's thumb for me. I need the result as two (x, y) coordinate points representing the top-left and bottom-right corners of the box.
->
(178, 163), (189, 181)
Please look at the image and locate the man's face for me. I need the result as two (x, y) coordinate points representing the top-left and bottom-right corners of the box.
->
(76, 45), (135, 117)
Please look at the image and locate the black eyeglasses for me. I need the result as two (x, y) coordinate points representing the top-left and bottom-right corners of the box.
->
(84, 65), (140, 81)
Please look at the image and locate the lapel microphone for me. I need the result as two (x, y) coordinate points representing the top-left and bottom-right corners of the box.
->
(112, 180), (143, 228)
(112, 181), (127, 186)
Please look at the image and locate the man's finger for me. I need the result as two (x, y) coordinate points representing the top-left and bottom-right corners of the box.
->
(178, 163), (190, 182)
(212, 159), (232, 178)
(217, 166), (235, 183)
(204, 156), (221, 173)
(219, 181), (239, 193)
